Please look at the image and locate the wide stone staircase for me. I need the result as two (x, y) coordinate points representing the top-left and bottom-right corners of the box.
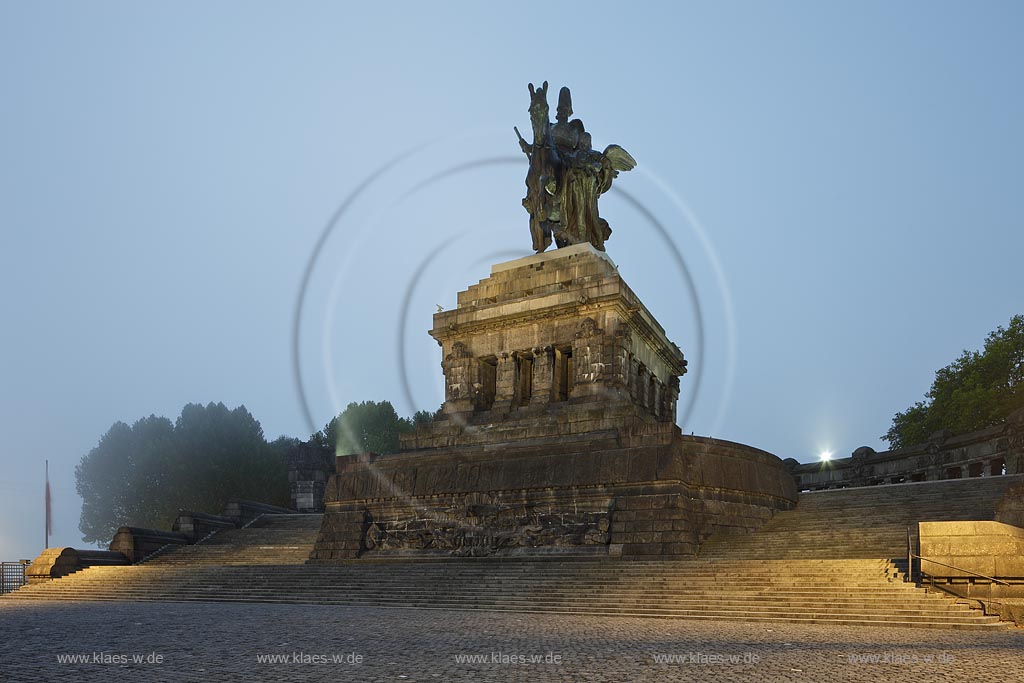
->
(699, 474), (1023, 560)
(5, 478), (1021, 630)
(2, 554), (1008, 629)
(144, 513), (322, 567)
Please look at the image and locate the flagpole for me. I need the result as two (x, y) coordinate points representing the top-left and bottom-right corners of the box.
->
(45, 459), (49, 550)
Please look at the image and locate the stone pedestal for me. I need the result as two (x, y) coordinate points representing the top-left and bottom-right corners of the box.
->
(287, 442), (333, 513)
(310, 244), (797, 561)
(426, 243), (686, 425)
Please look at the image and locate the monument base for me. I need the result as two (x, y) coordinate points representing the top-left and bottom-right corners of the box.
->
(310, 422), (796, 561)
(310, 243), (796, 561)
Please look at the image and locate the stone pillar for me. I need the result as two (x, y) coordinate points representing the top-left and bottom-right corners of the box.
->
(530, 346), (554, 407)
(610, 327), (633, 391)
(650, 379), (661, 419)
(472, 357), (497, 411)
(511, 350), (534, 407)
(441, 341), (475, 416)
(1007, 408), (1024, 475)
(571, 317), (608, 399)
(287, 442), (332, 512)
(491, 352), (517, 413)
(636, 365), (648, 409)
(662, 376), (680, 423)
(628, 357), (641, 404)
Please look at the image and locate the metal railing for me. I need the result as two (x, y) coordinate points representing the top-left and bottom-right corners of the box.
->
(904, 526), (1010, 586)
(1, 561), (30, 593)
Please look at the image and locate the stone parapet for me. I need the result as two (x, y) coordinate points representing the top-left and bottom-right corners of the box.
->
(789, 417), (1022, 490)
(172, 511), (238, 543)
(919, 520), (1024, 599)
(26, 548), (128, 584)
(222, 499), (294, 526)
(109, 527), (190, 564)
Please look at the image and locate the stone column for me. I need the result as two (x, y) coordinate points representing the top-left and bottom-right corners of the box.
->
(441, 341), (475, 416)
(530, 346), (554, 407)
(650, 379), (661, 419)
(1007, 407), (1024, 475)
(571, 317), (607, 399)
(491, 352), (517, 413)
(663, 376), (680, 423)
(610, 326), (633, 392)
(635, 365), (648, 409)
(628, 357), (641, 404)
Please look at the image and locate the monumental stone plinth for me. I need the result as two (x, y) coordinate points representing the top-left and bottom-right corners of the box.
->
(310, 245), (797, 560)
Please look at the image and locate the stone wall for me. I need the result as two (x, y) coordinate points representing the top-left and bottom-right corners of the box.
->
(171, 511), (237, 543)
(995, 481), (1024, 528)
(918, 520), (1024, 599)
(109, 527), (190, 564)
(310, 425), (797, 561)
(26, 548), (128, 584)
(221, 499), (294, 526)
(287, 442), (333, 513)
(311, 243), (797, 562)
(421, 243), (686, 427)
(789, 408), (1024, 490)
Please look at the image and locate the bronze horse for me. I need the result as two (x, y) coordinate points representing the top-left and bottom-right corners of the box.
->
(517, 81), (558, 253)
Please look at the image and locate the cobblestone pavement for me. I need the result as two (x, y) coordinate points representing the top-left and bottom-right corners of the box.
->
(1, 600), (1021, 682)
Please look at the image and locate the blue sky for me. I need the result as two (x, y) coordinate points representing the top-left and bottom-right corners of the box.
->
(1, 1), (1021, 560)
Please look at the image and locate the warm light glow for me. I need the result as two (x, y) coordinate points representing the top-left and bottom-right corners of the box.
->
(819, 450), (833, 462)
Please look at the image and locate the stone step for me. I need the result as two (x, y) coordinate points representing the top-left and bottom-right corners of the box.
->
(74, 572), (908, 583)
(69, 574), (911, 586)
(34, 577), (921, 591)
(3, 594), (1004, 629)
(5, 593), (975, 617)
(11, 475), (1018, 631)
(13, 591), (949, 608)
(700, 476), (1021, 563)
(0, 583), (978, 607)
(79, 562), (896, 573)
(102, 558), (895, 568)
(55, 572), (911, 584)
(2, 582), (943, 599)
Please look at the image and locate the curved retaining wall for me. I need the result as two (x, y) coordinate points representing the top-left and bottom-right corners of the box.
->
(311, 427), (797, 561)
(26, 548), (128, 584)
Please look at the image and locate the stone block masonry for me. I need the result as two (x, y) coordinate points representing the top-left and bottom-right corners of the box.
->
(311, 244), (797, 561)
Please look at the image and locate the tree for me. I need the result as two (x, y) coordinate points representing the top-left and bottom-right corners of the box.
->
(884, 315), (1024, 449)
(76, 402), (290, 544)
(411, 409), (436, 428)
(76, 416), (174, 544)
(311, 400), (418, 455)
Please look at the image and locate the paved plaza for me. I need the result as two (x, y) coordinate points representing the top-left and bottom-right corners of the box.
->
(0, 600), (1022, 682)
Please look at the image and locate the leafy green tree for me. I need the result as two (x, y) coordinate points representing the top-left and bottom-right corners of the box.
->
(76, 402), (289, 544)
(76, 416), (174, 544)
(311, 400), (419, 455)
(269, 435), (302, 457)
(411, 409), (436, 427)
(884, 315), (1024, 448)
